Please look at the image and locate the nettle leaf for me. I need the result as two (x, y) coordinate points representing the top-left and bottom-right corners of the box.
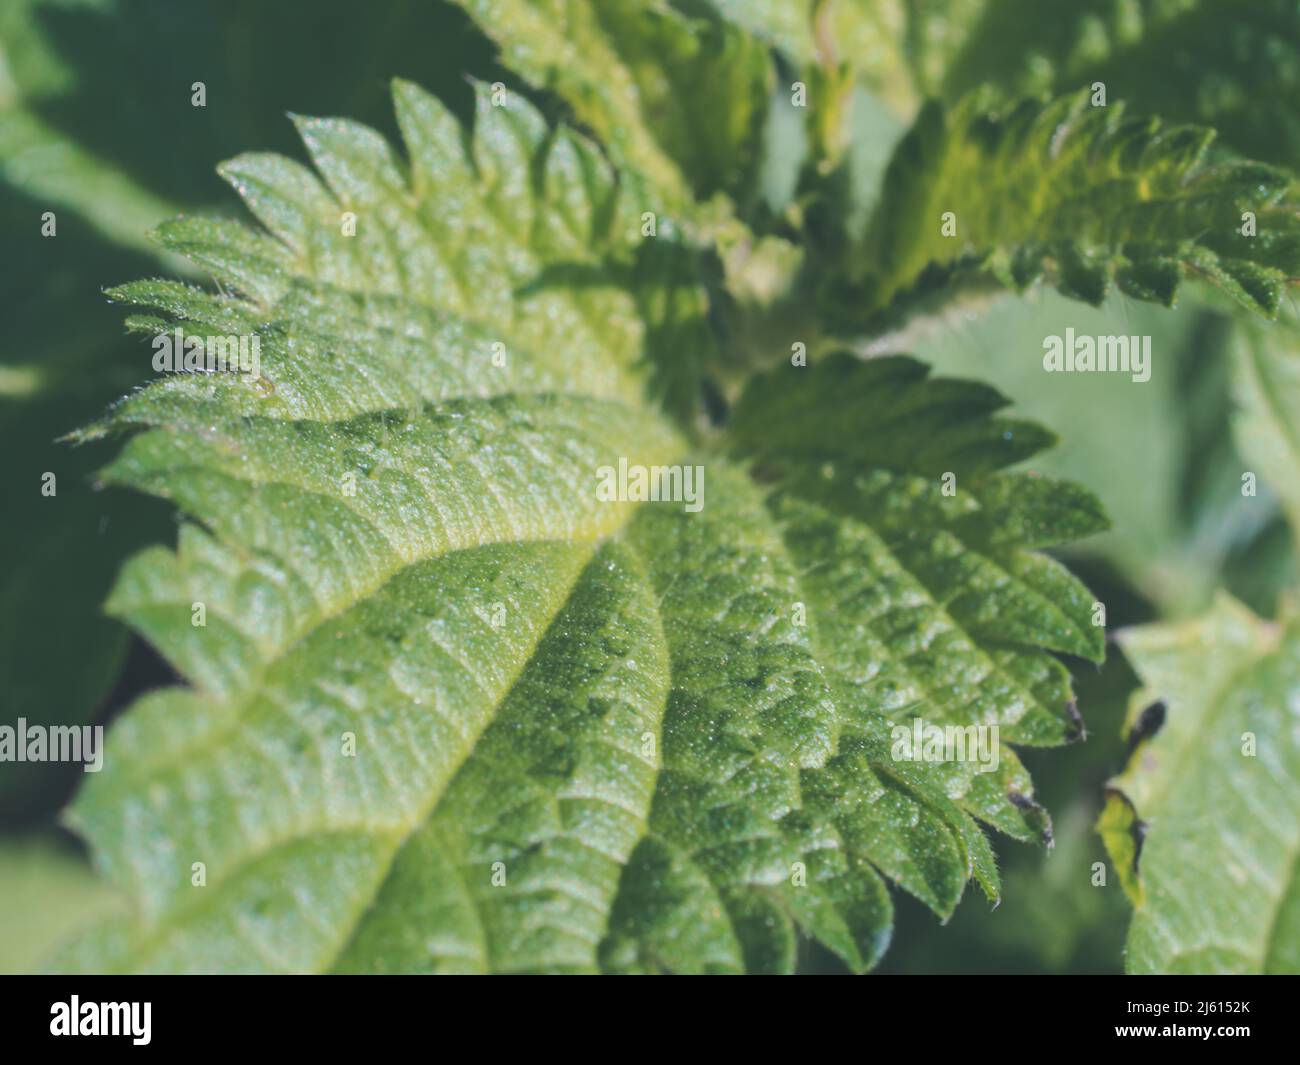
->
(824, 89), (1300, 333)
(1099, 596), (1300, 974)
(730, 354), (1107, 757)
(940, 0), (1300, 171)
(742, 0), (1300, 169)
(0, 3), (536, 752)
(447, 1), (810, 393)
(61, 79), (1106, 974)
(449, 0), (773, 217)
(93, 79), (715, 430)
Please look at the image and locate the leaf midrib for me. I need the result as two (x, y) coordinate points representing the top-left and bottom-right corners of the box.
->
(99, 435), (695, 969)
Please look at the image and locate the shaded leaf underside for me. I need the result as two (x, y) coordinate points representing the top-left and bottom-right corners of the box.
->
(62, 80), (1105, 974)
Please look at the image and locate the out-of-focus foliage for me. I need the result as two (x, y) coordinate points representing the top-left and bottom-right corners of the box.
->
(0, 836), (122, 974)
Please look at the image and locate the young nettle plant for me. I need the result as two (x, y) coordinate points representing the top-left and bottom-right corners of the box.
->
(55, 2), (1300, 974)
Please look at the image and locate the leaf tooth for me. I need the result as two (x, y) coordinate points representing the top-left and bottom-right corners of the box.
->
(290, 113), (407, 207)
(217, 152), (336, 256)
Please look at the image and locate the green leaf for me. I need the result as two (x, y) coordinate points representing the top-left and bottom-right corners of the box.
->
(446, 2), (806, 399)
(0, 0), (185, 256)
(0, 0), (511, 217)
(0, 837), (124, 974)
(449, 0), (774, 217)
(1100, 595), (1300, 974)
(81, 79), (718, 431)
(0, 180), (180, 816)
(825, 89), (1300, 333)
(0, 108), (184, 260)
(939, 0), (1300, 171)
(1234, 318), (1300, 546)
(58, 79), (1106, 974)
(0, 0), (523, 805)
(754, 0), (1300, 174)
(907, 289), (1281, 618)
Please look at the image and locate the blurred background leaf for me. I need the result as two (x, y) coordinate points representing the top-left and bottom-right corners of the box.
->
(908, 289), (1295, 620)
(0, 834), (123, 973)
